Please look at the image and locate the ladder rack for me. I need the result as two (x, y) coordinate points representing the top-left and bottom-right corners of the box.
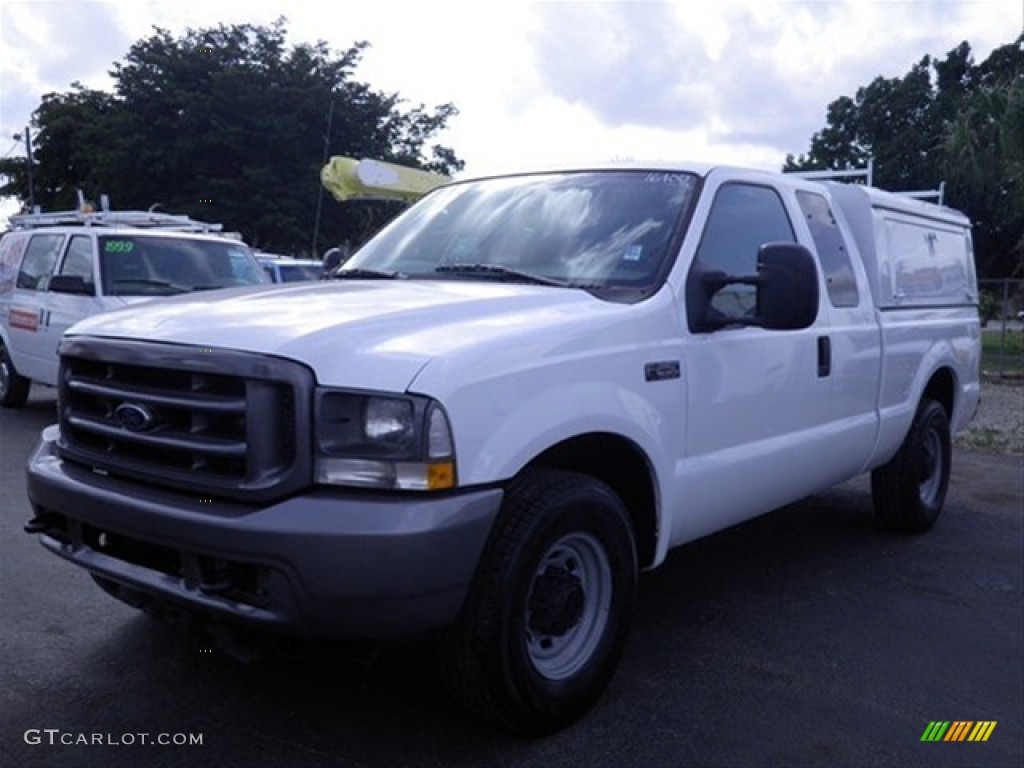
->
(786, 158), (946, 205)
(9, 208), (225, 233)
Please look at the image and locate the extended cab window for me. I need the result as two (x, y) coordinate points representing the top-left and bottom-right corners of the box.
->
(796, 191), (859, 307)
(16, 234), (64, 291)
(690, 183), (795, 322)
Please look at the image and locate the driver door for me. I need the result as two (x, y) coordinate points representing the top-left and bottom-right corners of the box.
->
(673, 174), (835, 542)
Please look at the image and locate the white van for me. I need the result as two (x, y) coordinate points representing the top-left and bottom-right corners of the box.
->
(0, 208), (268, 407)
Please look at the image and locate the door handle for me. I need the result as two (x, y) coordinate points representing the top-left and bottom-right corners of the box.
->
(817, 336), (831, 378)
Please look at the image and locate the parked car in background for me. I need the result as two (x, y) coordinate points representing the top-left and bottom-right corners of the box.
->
(256, 255), (325, 283)
(0, 207), (268, 407)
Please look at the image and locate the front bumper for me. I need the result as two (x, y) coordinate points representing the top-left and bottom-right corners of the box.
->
(26, 425), (502, 638)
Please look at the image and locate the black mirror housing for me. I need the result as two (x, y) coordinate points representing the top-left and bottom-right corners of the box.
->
(755, 242), (819, 330)
(687, 242), (819, 333)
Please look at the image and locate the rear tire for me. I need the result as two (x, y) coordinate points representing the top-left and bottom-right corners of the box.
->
(0, 341), (31, 408)
(439, 469), (637, 734)
(871, 399), (951, 533)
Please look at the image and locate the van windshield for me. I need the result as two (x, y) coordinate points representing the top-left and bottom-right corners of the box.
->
(99, 236), (266, 296)
(342, 170), (698, 300)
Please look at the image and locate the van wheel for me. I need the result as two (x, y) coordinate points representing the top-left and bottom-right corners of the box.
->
(0, 342), (31, 408)
(871, 399), (951, 533)
(439, 469), (637, 734)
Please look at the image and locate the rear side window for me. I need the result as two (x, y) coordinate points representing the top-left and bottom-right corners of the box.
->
(796, 191), (859, 307)
(16, 234), (65, 291)
(0, 234), (30, 292)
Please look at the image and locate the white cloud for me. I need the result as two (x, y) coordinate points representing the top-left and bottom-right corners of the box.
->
(0, 0), (1021, 229)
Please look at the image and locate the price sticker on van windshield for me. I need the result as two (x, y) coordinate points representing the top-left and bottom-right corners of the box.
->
(104, 240), (135, 253)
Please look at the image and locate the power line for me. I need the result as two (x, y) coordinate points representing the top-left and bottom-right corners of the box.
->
(1, 140), (20, 158)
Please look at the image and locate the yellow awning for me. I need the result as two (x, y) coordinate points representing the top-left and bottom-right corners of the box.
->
(321, 157), (449, 203)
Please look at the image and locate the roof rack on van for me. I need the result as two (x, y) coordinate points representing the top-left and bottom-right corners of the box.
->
(786, 158), (946, 205)
(9, 208), (225, 233)
(9, 192), (226, 233)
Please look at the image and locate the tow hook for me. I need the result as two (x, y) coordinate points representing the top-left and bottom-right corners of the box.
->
(24, 514), (60, 534)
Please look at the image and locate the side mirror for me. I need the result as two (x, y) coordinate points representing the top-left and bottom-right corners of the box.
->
(48, 274), (95, 296)
(322, 247), (351, 274)
(755, 242), (819, 330)
(687, 242), (819, 332)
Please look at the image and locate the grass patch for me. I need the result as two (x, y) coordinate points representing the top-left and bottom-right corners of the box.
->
(954, 426), (1024, 455)
(981, 329), (1023, 375)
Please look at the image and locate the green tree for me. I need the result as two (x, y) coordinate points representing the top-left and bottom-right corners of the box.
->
(784, 54), (945, 192)
(942, 38), (1024, 277)
(0, 19), (463, 255)
(785, 36), (1024, 277)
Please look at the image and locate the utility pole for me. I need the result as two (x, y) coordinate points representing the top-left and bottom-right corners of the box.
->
(311, 92), (335, 259)
(12, 127), (35, 211)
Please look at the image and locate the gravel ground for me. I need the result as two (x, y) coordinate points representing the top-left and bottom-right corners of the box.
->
(954, 378), (1024, 455)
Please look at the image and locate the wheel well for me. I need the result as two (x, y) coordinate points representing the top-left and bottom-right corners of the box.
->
(922, 368), (955, 419)
(526, 433), (658, 568)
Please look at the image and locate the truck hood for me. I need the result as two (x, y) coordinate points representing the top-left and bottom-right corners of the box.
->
(67, 281), (623, 392)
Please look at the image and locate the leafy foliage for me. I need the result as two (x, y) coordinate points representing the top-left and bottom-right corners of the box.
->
(0, 19), (463, 255)
(785, 36), (1024, 277)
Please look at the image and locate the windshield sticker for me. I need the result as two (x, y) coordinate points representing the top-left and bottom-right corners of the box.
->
(104, 240), (135, 253)
(643, 172), (689, 186)
(624, 245), (643, 262)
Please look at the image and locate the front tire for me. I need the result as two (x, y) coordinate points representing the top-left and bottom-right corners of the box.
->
(439, 469), (637, 734)
(0, 341), (31, 408)
(871, 399), (951, 533)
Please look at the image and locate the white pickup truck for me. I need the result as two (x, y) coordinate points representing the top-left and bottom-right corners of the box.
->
(24, 163), (980, 734)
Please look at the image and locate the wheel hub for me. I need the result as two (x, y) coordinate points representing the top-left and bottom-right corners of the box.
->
(918, 428), (942, 504)
(528, 566), (584, 636)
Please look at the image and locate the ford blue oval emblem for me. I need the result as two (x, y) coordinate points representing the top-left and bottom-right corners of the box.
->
(114, 402), (154, 431)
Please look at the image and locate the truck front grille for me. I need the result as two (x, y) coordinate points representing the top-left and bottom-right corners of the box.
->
(57, 338), (313, 502)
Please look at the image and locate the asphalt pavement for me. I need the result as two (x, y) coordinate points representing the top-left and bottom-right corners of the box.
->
(2, 385), (1022, 767)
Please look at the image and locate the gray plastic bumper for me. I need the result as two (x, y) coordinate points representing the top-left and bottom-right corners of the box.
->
(26, 425), (502, 638)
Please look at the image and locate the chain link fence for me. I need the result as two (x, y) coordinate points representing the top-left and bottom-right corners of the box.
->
(978, 279), (1024, 379)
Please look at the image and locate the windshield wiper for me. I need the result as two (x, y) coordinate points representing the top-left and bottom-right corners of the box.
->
(434, 263), (570, 287)
(329, 267), (404, 280)
(110, 278), (189, 294)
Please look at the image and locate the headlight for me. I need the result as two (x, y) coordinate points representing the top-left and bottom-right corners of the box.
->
(315, 391), (456, 491)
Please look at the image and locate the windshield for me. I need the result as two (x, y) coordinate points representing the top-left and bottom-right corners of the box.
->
(99, 236), (267, 296)
(345, 171), (698, 298)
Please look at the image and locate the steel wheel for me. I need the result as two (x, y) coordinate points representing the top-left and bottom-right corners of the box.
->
(439, 468), (637, 734)
(872, 398), (951, 533)
(0, 342), (30, 408)
(525, 532), (612, 681)
(918, 426), (943, 507)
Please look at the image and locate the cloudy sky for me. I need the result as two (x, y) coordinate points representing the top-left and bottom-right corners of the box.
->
(0, 0), (1020, 220)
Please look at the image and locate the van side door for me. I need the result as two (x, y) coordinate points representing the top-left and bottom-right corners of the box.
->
(7, 233), (65, 382)
(39, 234), (101, 385)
